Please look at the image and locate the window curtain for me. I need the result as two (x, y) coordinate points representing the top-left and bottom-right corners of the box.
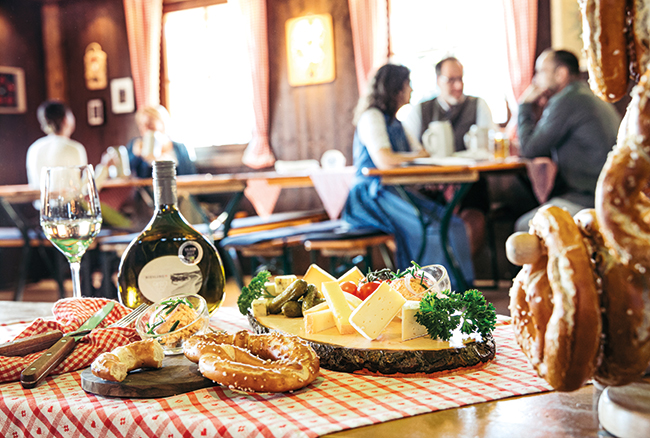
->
(239, 0), (275, 169)
(347, 0), (390, 95)
(502, 0), (537, 101)
(123, 0), (163, 109)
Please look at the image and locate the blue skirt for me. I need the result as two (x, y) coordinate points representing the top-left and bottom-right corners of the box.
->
(342, 178), (474, 291)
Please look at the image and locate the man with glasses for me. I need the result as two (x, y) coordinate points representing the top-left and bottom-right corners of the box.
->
(514, 49), (620, 232)
(403, 57), (497, 259)
(403, 56), (496, 153)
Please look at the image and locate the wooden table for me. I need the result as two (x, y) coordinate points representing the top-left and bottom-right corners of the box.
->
(363, 160), (528, 291)
(0, 300), (630, 438)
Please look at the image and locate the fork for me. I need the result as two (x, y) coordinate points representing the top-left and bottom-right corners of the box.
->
(108, 303), (149, 329)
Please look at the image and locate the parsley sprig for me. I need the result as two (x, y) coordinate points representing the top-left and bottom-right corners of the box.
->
(237, 270), (272, 315)
(415, 289), (496, 341)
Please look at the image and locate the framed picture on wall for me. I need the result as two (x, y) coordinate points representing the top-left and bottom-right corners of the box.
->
(87, 98), (105, 126)
(0, 66), (27, 114)
(110, 77), (135, 114)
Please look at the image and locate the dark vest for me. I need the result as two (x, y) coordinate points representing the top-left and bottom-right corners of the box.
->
(419, 97), (478, 152)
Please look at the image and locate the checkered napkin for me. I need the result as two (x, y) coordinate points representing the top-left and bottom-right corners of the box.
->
(0, 298), (140, 384)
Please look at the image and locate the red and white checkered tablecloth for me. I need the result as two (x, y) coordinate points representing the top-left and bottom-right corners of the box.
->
(0, 307), (552, 438)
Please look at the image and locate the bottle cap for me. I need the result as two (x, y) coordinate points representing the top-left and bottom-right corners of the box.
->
(153, 160), (176, 180)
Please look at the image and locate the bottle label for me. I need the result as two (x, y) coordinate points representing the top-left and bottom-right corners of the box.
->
(138, 256), (203, 302)
(178, 241), (203, 265)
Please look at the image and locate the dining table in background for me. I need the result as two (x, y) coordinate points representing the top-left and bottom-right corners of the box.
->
(363, 159), (528, 292)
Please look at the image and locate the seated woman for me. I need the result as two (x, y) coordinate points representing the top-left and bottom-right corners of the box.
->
(126, 105), (196, 177)
(342, 64), (474, 289)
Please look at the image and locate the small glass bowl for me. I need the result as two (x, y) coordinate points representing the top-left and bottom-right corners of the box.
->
(135, 293), (210, 355)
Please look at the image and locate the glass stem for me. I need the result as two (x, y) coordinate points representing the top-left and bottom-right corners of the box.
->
(70, 262), (82, 298)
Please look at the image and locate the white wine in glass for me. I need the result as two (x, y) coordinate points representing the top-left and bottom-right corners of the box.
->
(40, 165), (102, 298)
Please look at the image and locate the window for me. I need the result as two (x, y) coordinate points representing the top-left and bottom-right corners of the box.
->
(163, 1), (254, 148)
(390, 0), (512, 124)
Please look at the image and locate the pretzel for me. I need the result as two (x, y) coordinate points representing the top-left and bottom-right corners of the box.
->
(184, 331), (320, 393)
(595, 70), (650, 271)
(574, 209), (650, 387)
(631, 0), (650, 80)
(91, 339), (164, 382)
(579, 0), (629, 102)
(508, 205), (602, 391)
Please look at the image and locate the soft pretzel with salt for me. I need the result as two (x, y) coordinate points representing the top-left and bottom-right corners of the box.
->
(508, 205), (602, 391)
(595, 70), (650, 271)
(184, 331), (320, 393)
(91, 339), (164, 382)
(574, 209), (650, 387)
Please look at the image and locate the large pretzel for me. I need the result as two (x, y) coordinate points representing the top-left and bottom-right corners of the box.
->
(508, 206), (602, 391)
(184, 331), (320, 393)
(595, 70), (650, 271)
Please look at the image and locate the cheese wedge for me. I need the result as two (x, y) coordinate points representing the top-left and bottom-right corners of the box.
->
(303, 264), (337, 293)
(321, 281), (356, 334)
(304, 308), (336, 334)
(337, 266), (364, 285)
(349, 282), (407, 340)
(401, 300), (428, 341)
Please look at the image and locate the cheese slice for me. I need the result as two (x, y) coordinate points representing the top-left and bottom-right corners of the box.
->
(251, 298), (268, 317)
(264, 282), (277, 296)
(349, 282), (407, 340)
(303, 294), (359, 315)
(401, 300), (428, 341)
(274, 275), (298, 295)
(321, 281), (356, 334)
(337, 266), (364, 285)
(304, 308), (336, 333)
(303, 264), (337, 293)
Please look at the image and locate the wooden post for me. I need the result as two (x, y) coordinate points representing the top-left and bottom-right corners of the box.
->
(41, 3), (68, 101)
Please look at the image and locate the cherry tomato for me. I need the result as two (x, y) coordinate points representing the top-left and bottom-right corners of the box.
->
(340, 281), (358, 296)
(358, 281), (381, 300)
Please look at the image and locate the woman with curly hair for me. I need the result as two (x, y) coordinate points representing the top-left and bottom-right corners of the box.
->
(342, 64), (474, 289)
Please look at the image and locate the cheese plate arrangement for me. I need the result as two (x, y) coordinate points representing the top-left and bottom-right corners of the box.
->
(238, 263), (497, 375)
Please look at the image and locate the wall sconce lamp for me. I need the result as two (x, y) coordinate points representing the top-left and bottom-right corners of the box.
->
(286, 13), (336, 87)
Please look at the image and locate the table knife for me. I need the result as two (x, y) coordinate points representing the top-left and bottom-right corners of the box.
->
(20, 302), (115, 389)
(0, 327), (95, 357)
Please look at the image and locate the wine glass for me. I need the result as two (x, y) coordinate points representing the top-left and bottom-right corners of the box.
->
(40, 165), (102, 298)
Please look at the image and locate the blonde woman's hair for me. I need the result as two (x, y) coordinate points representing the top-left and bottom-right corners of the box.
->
(135, 105), (171, 132)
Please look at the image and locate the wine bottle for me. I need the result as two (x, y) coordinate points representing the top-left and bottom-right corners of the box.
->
(117, 161), (225, 314)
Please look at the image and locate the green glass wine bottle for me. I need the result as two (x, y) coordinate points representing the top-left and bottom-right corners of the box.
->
(117, 161), (225, 314)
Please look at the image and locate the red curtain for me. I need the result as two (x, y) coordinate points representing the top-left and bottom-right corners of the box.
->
(502, 0), (537, 101)
(239, 0), (275, 169)
(123, 0), (163, 109)
(347, 0), (390, 95)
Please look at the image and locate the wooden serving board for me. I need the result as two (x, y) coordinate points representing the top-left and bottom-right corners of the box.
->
(248, 313), (495, 375)
(81, 354), (213, 398)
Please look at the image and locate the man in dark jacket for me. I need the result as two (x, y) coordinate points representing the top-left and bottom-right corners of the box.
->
(515, 49), (621, 231)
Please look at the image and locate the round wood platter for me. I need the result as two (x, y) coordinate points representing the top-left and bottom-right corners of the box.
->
(598, 381), (650, 438)
(81, 354), (213, 398)
(248, 313), (495, 375)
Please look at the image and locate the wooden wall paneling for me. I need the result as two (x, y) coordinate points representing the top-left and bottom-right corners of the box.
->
(268, 0), (358, 213)
(58, 0), (139, 166)
(41, 3), (68, 102)
(0, 2), (47, 185)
